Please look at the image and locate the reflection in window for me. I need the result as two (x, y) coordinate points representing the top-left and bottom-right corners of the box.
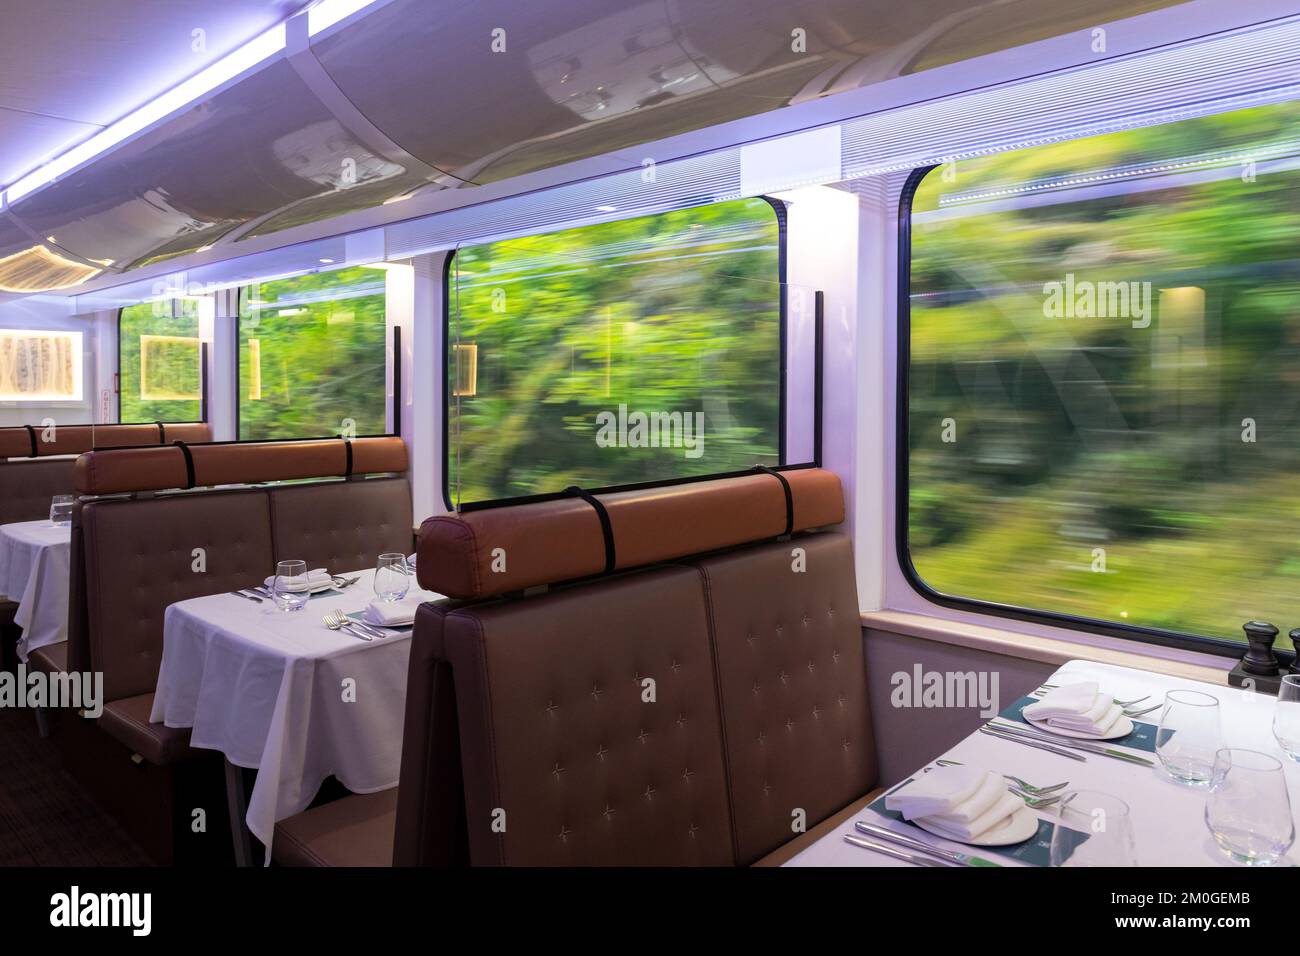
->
(447, 198), (784, 504)
(238, 266), (388, 440)
(907, 101), (1300, 649)
(119, 301), (201, 423)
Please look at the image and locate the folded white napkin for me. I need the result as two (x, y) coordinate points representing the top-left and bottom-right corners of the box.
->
(407, 552), (418, 569)
(919, 791), (1024, 842)
(885, 765), (984, 818)
(1023, 681), (1123, 734)
(264, 568), (333, 591)
(364, 595), (423, 627)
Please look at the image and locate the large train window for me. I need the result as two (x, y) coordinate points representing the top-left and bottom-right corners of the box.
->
(118, 300), (202, 424)
(903, 100), (1300, 654)
(445, 198), (785, 506)
(238, 266), (387, 440)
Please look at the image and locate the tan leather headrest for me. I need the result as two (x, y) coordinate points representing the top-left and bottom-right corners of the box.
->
(0, 422), (212, 459)
(74, 436), (408, 495)
(417, 468), (844, 600)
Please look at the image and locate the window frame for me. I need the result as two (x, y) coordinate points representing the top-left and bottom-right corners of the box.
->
(896, 163), (1284, 664)
(232, 279), (398, 442)
(115, 304), (206, 427)
(440, 196), (791, 511)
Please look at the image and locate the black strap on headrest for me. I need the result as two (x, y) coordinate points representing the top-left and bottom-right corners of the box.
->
(754, 465), (794, 537)
(157, 422), (166, 444)
(23, 424), (37, 458)
(174, 440), (196, 489)
(564, 485), (616, 574)
(342, 439), (354, 477)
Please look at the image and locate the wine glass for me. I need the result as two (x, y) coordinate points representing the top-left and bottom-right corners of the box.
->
(274, 559), (308, 612)
(374, 553), (410, 603)
(49, 494), (74, 527)
(1049, 790), (1137, 866)
(1205, 748), (1295, 866)
(1155, 689), (1221, 787)
(1272, 675), (1300, 762)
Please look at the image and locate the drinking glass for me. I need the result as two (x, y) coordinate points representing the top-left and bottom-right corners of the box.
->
(274, 559), (309, 612)
(1049, 790), (1137, 866)
(49, 494), (74, 527)
(1155, 689), (1221, 787)
(1205, 748), (1295, 866)
(1272, 675), (1300, 762)
(374, 553), (410, 603)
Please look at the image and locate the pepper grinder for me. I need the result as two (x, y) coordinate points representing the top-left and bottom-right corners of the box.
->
(1289, 629), (1300, 677)
(1241, 621), (1281, 677)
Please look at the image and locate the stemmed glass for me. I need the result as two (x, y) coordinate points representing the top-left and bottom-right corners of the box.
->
(1155, 690), (1222, 787)
(274, 559), (309, 612)
(374, 553), (410, 603)
(1272, 675), (1300, 762)
(1049, 790), (1137, 866)
(1205, 748), (1295, 866)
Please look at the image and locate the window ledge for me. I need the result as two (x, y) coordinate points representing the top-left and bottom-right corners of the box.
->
(860, 609), (1233, 686)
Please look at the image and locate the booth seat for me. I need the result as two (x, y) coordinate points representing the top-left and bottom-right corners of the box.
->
(274, 467), (879, 867)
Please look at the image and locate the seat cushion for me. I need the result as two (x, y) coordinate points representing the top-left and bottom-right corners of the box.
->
(29, 641), (67, 674)
(268, 478), (413, 573)
(751, 787), (885, 867)
(273, 789), (398, 867)
(99, 694), (193, 766)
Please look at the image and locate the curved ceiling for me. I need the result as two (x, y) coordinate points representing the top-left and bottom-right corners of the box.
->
(0, 0), (1192, 294)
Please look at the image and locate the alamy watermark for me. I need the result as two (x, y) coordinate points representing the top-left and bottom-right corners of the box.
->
(890, 665), (1000, 719)
(1043, 273), (1152, 329)
(595, 404), (705, 459)
(0, 665), (102, 718)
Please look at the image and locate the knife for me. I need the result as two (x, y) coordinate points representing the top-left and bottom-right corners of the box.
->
(842, 834), (955, 866)
(979, 725), (1088, 761)
(230, 589), (262, 603)
(854, 821), (1002, 867)
(989, 721), (1155, 767)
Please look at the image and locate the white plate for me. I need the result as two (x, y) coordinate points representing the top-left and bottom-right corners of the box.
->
(1024, 713), (1134, 740)
(348, 613), (413, 630)
(913, 806), (1038, 847)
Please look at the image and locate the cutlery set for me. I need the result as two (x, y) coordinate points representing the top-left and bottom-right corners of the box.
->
(228, 575), (385, 641)
(847, 683), (1159, 865)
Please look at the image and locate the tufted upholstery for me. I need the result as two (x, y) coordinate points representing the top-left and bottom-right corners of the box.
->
(0, 458), (76, 525)
(268, 478), (413, 573)
(689, 533), (874, 864)
(81, 490), (275, 703)
(445, 566), (735, 866)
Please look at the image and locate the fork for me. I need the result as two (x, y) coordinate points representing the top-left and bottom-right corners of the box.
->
(322, 610), (373, 642)
(331, 575), (362, 588)
(935, 758), (1068, 795)
(1009, 785), (1061, 809)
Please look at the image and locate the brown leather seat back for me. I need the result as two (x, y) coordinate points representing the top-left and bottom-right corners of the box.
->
(0, 458), (76, 524)
(81, 490), (275, 701)
(268, 477), (414, 572)
(688, 532), (874, 864)
(393, 602), (469, 866)
(442, 566), (735, 866)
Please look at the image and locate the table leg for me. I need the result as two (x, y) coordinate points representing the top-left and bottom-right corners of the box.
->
(223, 758), (254, 867)
(32, 706), (50, 738)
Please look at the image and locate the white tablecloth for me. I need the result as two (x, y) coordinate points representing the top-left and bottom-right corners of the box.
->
(786, 659), (1300, 867)
(0, 520), (72, 663)
(150, 568), (444, 861)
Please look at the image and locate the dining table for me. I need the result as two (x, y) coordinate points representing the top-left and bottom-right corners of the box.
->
(784, 658), (1300, 867)
(0, 519), (73, 663)
(149, 567), (443, 865)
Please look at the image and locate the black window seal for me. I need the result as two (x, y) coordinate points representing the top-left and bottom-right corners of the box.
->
(441, 195), (790, 512)
(895, 164), (1279, 664)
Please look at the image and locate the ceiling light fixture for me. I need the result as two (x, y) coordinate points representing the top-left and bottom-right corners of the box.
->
(308, 0), (385, 36)
(5, 23), (287, 204)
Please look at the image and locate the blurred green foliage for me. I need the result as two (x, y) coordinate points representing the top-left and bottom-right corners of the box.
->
(238, 266), (388, 439)
(119, 302), (201, 423)
(909, 101), (1300, 648)
(448, 198), (783, 503)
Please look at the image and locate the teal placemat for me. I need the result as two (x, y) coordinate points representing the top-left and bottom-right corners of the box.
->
(999, 695), (1163, 753)
(868, 781), (1089, 867)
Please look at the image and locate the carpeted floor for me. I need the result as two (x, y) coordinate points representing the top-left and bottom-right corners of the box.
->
(0, 703), (153, 866)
